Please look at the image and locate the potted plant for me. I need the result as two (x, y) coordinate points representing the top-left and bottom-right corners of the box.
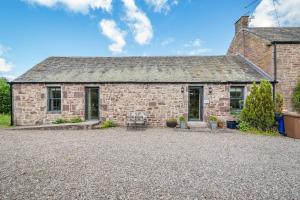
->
(178, 115), (186, 129)
(209, 115), (218, 130)
(275, 93), (285, 135)
(166, 118), (177, 128)
(227, 109), (239, 129)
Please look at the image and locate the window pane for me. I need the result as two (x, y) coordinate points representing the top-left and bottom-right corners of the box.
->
(48, 87), (61, 111)
(230, 87), (244, 110)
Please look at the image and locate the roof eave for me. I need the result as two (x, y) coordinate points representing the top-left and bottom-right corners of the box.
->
(271, 41), (300, 44)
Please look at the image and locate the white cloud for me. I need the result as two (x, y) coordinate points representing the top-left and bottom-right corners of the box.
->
(122, 0), (153, 45)
(0, 58), (12, 73)
(179, 38), (211, 55)
(161, 37), (174, 46)
(145, 0), (179, 13)
(24, 0), (112, 14)
(100, 19), (126, 53)
(3, 75), (17, 81)
(250, 0), (300, 27)
(0, 44), (12, 73)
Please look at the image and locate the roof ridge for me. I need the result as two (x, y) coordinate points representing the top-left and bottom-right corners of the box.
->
(47, 55), (233, 59)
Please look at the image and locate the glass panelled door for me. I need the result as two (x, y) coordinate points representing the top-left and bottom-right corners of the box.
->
(188, 87), (203, 121)
(85, 88), (99, 120)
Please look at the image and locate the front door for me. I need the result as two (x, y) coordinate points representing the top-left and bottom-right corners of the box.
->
(188, 87), (203, 121)
(85, 88), (99, 120)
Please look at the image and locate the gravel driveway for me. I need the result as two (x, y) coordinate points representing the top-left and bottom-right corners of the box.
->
(0, 128), (299, 199)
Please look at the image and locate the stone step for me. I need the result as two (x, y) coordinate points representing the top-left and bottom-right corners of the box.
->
(187, 121), (208, 128)
(9, 121), (100, 131)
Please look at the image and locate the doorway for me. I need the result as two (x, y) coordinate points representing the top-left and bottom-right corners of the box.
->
(85, 87), (99, 120)
(188, 86), (203, 121)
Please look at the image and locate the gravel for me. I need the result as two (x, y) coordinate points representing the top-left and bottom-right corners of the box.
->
(0, 128), (299, 200)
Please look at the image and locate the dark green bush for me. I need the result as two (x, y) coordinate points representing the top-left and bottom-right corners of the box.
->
(292, 80), (300, 112)
(0, 78), (10, 114)
(240, 80), (275, 131)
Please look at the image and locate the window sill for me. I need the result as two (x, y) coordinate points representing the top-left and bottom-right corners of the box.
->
(47, 111), (62, 114)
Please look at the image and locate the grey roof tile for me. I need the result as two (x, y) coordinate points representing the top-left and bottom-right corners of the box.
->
(246, 27), (300, 42)
(13, 55), (271, 83)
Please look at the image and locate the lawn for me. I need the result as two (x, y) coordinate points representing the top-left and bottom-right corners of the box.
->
(0, 114), (10, 128)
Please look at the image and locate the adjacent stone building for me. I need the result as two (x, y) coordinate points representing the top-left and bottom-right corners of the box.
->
(11, 16), (300, 126)
(228, 16), (300, 112)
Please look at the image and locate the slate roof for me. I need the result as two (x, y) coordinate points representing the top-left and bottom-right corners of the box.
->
(245, 27), (300, 42)
(12, 55), (271, 83)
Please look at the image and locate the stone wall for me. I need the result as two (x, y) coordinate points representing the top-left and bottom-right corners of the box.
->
(276, 44), (300, 111)
(228, 30), (274, 78)
(13, 83), (250, 126)
(12, 84), (85, 126)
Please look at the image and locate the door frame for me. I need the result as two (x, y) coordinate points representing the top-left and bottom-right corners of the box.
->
(85, 87), (100, 121)
(188, 86), (204, 121)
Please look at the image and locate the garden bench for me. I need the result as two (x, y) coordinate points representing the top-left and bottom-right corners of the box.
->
(126, 112), (147, 130)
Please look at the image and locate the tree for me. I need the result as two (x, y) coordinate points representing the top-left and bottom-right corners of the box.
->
(0, 78), (11, 114)
(292, 80), (300, 113)
(240, 80), (275, 131)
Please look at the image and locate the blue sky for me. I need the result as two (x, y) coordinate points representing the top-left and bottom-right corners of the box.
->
(0, 0), (299, 80)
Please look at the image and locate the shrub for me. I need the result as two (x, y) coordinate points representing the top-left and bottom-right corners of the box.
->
(70, 117), (83, 123)
(275, 93), (284, 114)
(292, 80), (300, 112)
(238, 121), (252, 132)
(209, 115), (218, 122)
(166, 118), (177, 123)
(178, 115), (185, 122)
(240, 80), (275, 131)
(0, 78), (10, 114)
(100, 120), (117, 129)
(53, 118), (69, 124)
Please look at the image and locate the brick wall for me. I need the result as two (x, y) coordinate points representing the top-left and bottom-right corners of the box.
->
(276, 44), (300, 111)
(12, 83), (250, 126)
(228, 30), (274, 78)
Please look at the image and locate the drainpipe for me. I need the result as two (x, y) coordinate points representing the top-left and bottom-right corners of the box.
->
(273, 42), (277, 101)
(9, 82), (14, 126)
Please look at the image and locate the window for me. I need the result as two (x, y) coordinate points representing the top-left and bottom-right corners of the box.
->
(48, 87), (61, 112)
(230, 86), (244, 110)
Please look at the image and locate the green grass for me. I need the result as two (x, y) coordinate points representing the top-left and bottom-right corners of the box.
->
(0, 114), (11, 128)
(241, 129), (280, 137)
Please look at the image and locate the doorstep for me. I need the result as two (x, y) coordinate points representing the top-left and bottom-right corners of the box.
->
(8, 120), (100, 131)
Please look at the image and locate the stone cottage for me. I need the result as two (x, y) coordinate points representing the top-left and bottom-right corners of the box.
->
(11, 16), (300, 127)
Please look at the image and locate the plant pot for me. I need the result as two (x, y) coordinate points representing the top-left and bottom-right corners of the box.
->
(275, 115), (285, 135)
(217, 121), (225, 129)
(283, 113), (300, 139)
(180, 121), (186, 129)
(166, 121), (177, 128)
(210, 121), (218, 130)
(227, 121), (237, 129)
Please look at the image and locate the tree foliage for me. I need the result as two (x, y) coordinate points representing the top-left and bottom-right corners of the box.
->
(292, 80), (300, 113)
(0, 78), (11, 114)
(240, 80), (275, 131)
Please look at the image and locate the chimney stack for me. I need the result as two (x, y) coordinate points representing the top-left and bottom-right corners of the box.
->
(235, 16), (249, 34)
